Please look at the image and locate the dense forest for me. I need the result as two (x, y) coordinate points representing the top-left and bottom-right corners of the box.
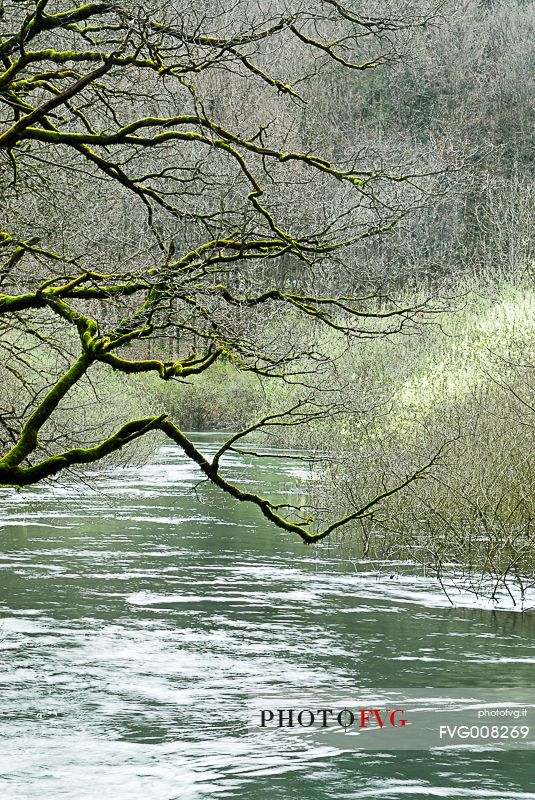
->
(147, 0), (535, 596)
(1, 1), (534, 591)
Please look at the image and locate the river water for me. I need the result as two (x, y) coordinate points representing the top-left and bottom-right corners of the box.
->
(1, 435), (534, 798)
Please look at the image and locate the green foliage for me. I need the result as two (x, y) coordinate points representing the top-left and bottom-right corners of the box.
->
(144, 361), (263, 432)
(270, 270), (535, 589)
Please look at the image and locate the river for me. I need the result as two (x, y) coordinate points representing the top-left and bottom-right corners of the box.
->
(1, 434), (534, 798)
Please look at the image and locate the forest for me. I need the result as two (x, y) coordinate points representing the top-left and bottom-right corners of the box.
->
(1, 0), (534, 593)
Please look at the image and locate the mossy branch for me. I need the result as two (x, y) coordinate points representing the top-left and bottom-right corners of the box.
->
(0, 351), (93, 469)
(0, 414), (166, 486)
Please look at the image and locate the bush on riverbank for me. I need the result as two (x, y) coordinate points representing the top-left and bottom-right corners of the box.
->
(148, 271), (535, 578)
(239, 270), (535, 595)
(145, 361), (263, 432)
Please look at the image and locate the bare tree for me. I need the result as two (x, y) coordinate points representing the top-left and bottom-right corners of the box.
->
(0, 0), (442, 542)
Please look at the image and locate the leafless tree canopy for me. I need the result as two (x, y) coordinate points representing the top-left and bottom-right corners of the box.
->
(0, 1), (442, 541)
